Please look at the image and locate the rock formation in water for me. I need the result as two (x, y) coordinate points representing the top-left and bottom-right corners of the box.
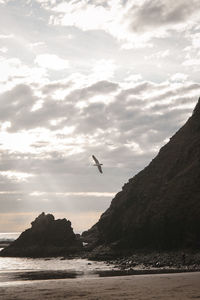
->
(0, 212), (83, 257)
(83, 97), (200, 251)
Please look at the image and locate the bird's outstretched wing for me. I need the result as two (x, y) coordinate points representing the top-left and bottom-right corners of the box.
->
(98, 165), (103, 173)
(92, 155), (99, 164)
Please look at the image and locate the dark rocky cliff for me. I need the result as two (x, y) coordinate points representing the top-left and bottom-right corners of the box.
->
(83, 98), (200, 251)
(0, 212), (82, 257)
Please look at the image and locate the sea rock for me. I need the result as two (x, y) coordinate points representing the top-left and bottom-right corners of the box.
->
(83, 97), (200, 251)
(0, 212), (83, 257)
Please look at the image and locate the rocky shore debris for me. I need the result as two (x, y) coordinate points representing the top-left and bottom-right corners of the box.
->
(81, 242), (200, 273)
(103, 251), (200, 274)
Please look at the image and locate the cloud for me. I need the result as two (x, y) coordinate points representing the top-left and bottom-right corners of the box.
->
(50, 1), (112, 30)
(190, 32), (200, 49)
(0, 0), (199, 234)
(0, 75), (200, 232)
(0, 34), (14, 39)
(0, 47), (8, 53)
(30, 191), (115, 197)
(91, 59), (117, 80)
(48, 0), (200, 48)
(145, 50), (170, 60)
(0, 171), (34, 182)
(0, 84), (36, 122)
(35, 54), (69, 70)
(1, 77), (199, 138)
(0, 57), (25, 82)
(0, 57), (47, 91)
(170, 73), (188, 82)
(128, 0), (200, 31)
(0, 81), (117, 133)
(183, 58), (200, 66)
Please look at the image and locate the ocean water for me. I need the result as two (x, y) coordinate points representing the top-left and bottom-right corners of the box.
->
(0, 233), (118, 284)
(0, 232), (20, 242)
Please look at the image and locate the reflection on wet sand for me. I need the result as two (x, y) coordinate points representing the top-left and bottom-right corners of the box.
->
(1, 267), (199, 285)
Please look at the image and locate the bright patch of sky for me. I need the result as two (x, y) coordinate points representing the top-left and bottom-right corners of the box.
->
(0, 0), (200, 233)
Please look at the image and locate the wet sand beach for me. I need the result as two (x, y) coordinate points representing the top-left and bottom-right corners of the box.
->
(0, 271), (200, 300)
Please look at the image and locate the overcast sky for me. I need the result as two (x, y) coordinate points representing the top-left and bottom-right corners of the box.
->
(0, 0), (200, 233)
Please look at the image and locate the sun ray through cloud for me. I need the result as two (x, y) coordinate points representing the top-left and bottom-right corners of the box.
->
(0, 0), (200, 233)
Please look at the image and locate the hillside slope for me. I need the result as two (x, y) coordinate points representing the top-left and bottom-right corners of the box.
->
(83, 98), (200, 250)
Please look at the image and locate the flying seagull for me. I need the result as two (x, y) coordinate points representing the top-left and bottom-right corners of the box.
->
(92, 155), (103, 173)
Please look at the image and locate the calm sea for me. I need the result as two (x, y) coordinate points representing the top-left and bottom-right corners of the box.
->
(0, 232), (20, 243)
(0, 232), (117, 285)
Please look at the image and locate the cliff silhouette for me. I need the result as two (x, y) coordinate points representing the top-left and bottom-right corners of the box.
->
(83, 97), (200, 251)
(0, 212), (82, 257)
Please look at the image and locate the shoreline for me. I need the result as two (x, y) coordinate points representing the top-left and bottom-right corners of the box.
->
(1, 248), (200, 277)
(0, 264), (200, 283)
(0, 271), (200, 299)
(1, 247), (200, 284)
